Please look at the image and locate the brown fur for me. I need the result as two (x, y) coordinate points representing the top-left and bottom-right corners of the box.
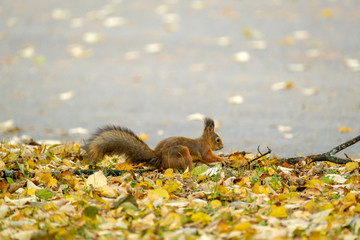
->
(85, 118), (225, 170)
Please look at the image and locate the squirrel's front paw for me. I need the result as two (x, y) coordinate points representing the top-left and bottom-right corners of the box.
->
(221, 158), (231, 165)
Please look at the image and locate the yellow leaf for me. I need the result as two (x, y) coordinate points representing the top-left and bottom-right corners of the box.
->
(321, 9), (332, 18)
(138, 133), (148, 141)
(162, 168), (174, 178)
(73, 144), (80, 151)
(182, 171), (190, 179)
(156, 179), (163, 186)
(252, 183), (271, 194)
(353, 203), (360, 212)
(191, 212), (211, 225)
(281, 36), (294, 45)
(217, 219), (229, 233)
(135, 181), (152, 189)
(214, 185), (230, 195)
(303, 201), (318, 213)
(209, 200), (222, 209)
(320, 203), (334, 211)
(345, 162), (359, 172)
(268, 205), (288, 218)
(27, 159), (35, 169)
(338, 126), (353, 133)
(304, 179), (323, 188)
(50, 213), (68, 224)
(229, 153), (248, 168)
(197, 174), (207, 182)
(42, 202), (58, 211)
(161, 212), (182, 230)
(23, 188), (37, 195)
(163, 180), (180, 193)
(37, 173), (58, 189)
(345, 192), (356, 203)
(116, 162), (133, 170)
(236, 176), (251, 187)
(233, 221), (251, 231)
(148, 188), (169, 202)
(268, 167), (275, 175)
(98, 185), (117, 198)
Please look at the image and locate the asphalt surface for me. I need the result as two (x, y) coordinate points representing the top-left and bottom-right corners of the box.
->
(1, 0), (359, 157)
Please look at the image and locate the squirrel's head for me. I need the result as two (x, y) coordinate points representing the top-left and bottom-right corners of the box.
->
(202, 118), (223, 151)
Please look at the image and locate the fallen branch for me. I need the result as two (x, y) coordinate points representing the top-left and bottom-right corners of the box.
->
(2, 168), (156, 178)
(279, 134), (360, 165)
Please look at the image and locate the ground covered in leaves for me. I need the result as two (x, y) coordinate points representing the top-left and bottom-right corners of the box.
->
(1, 142), (360, 240)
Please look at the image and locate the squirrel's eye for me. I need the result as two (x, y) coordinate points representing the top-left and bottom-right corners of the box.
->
(216, 138), (220, 143)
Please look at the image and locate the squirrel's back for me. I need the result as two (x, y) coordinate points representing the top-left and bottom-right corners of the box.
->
(85, 125), (160, 166)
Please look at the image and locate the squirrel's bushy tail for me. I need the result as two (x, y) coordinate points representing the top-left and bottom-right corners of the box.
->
(84, 125), (161, 167)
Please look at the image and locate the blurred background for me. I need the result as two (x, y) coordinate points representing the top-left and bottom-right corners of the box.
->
(0, 0), (359, 157)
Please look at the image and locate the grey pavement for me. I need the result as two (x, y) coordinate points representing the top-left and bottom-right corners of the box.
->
(1, 0), (359, 157)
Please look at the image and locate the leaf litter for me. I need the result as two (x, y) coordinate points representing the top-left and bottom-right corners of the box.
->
(0, 139), (360, 239)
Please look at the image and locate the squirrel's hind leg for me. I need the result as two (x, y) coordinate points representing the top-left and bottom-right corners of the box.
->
(160, 145), (193, 171)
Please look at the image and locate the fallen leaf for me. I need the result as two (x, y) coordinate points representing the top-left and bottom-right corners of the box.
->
(209, 200), (222, 209)
(86, 171), (107, 188)
(59, 91), (75, 101)
(148, 188), (169, 202)
(321, 9), (332, 18)
(144, 43), (163, 53)
(228, 95), (244, 105)
(268, 205), (288, 218)
(191, 212), (211, 225)
(271, 81), (293, 91)
(98, 185), (117, 198)
(35, 189), (55, 201)
(138, 133), (148, 141)
(233, 51), (250, 62)
(84, 205), (98, 219)
(83, 32), (103, 43)
(338, 126), (353, 133)
(233, 221), (251, 231)
(345, 162), (359, 172)
(277, 125), (292, 132)
(103, 16), (126, 28)
(302, 88), (319, 96)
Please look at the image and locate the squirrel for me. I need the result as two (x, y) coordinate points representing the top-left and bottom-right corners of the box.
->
(84, 118), (226, 171)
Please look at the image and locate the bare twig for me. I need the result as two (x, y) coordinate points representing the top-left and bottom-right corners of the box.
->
(249, 146), (272, 165)
(280, 134), (360, 165)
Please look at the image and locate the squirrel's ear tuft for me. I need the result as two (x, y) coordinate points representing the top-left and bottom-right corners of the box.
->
(204, 118), (215, 131)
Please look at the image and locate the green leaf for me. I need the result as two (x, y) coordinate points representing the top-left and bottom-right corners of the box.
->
(6, 177), (14, 184)
(84, 206), (98, 219)
(35, 189), (55, 201)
